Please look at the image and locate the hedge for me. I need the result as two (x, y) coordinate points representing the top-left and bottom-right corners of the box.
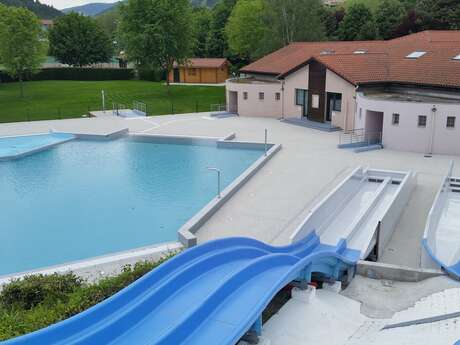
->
(0, 68), (135, 83)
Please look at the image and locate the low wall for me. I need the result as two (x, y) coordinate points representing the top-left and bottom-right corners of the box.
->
(357, 260), (444, 282)
(377, 170), (417, 257)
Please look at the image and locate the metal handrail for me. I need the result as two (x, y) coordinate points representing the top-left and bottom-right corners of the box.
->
(340, 129), (382, 146)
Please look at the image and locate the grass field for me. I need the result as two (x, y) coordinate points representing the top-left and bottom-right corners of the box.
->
(0, 80), (226, 123)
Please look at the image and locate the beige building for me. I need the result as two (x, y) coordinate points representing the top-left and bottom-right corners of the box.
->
(226, 31), (460, 154)
(168, 58), (229, 84)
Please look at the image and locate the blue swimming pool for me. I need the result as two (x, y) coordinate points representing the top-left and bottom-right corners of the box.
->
(0, 137), (264, 276)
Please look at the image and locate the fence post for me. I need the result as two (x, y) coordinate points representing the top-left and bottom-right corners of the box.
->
(195, 100), (198, 113)
(171, 100), (174, 114)
(26, 109), (30, 122)
(58, 107), (61, 119)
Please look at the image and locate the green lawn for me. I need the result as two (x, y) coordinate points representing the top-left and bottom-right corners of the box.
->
(0, 80), (226, 123)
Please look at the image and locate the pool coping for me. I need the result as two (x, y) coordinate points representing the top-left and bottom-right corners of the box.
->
(0, 128), (129, 161)
(1, 130), (280, 284)
(0, 241), (182, 288)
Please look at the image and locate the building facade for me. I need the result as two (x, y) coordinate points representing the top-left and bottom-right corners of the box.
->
(168, 58), (229, 84)
(226, 31), (460, 154)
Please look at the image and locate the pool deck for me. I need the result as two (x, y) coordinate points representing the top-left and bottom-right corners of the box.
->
(1, 113), (459, 271)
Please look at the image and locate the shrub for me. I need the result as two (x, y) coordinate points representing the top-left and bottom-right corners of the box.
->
(0, 254), (175, 341)
(0, 273), (82, 310)
(0, 68), (135, 83)
(137, 67), (166, 82)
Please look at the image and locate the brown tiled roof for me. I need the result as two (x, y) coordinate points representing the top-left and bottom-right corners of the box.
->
(241, 31), (460, 88)
(174, 58), (228, 69)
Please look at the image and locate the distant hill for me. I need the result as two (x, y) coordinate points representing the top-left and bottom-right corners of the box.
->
(62, 2), (120, 16)
(0, 0), (62, 19)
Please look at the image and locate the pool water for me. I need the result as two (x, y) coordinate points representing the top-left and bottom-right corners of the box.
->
(0, 138), (264, 276)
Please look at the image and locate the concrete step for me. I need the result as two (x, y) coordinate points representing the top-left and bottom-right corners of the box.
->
(354, 144), (383, 153)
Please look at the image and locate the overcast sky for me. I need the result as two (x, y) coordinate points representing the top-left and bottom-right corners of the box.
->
(41, 0), (118, 10)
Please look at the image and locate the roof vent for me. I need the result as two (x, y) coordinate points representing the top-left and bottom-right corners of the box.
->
(406, 51), (426, 59)
(354, 49), (367, 54)
(453, 54), (460, 61)
(320, 49), (335, 55)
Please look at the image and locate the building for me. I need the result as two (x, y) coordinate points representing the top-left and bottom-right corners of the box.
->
(40, 19), (54, 31)
(226, 31), (460, 155)
(168, 58), (229, 84)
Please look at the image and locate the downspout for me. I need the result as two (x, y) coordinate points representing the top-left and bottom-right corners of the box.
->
(428, 105), (437, 155)
(281, 80), (285, 120)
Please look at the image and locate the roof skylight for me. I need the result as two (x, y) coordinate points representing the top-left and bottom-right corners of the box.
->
(320, 49), (335, 55)
(354, 49), (367, 54)
(406, 51), (426, 59)
(453, 54), (460, 60)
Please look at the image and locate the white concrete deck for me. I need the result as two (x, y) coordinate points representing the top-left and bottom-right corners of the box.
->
(2, 113), (460, 268)
(260, 276), (460, 345)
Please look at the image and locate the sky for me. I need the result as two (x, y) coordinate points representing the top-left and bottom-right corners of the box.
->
(40, 0), (118, 10)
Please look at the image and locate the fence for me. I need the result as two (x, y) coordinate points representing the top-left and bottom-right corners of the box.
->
(0, 103), (101, 124)
(339, 128), (383, 146)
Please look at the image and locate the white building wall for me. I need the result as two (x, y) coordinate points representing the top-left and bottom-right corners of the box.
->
(356, 93), (460, 155)
(283, 66), (309, 118)
(226, 80), (282, 117)
(325, 70), (356, 131)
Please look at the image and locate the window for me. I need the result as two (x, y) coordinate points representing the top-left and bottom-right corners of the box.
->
(329, 93), (342, 112)
(392, 113), (400, 125)
(447, 116), (456, 128)
(243, 92), (248, 100)
(312, 94), (320, 109)
(406, 51), (426, 59)
(295, 89), (305, 106)
(418, 115), (427, 127)
(259, 92), (264, 100)
(275, 92), (281, 101)
(188, 68), (197, 76)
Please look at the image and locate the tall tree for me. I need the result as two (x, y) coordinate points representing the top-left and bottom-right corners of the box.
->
(192, 6), (212, 57)
(120, 0), (194, 83)
(375, 0), (405, 39)
(339, 3), (376, 41)
(261, 0), (326, 53)
(225, 0), (266, 60)
(320, 6), (345, 40)
(416, 0), (460, 30)
(49, 13), (113, 67)
(207, 0), (236, 58)
(0, 5), (46, 97)
(393, 9), (422, 37)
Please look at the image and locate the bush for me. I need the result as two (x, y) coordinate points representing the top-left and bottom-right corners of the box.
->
(137, 67), (165, 82)
(0, 274), (82, 310)
(0, 68), (135, 83)
(0, 254), (175, 341)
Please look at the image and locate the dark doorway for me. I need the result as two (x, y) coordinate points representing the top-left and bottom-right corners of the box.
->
(295, 89), (309, 117)
(326, 92), (342, 122)
(173, 68), (180, 83)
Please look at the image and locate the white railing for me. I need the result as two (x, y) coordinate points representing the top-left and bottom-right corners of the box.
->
(339, 128), (382, 146)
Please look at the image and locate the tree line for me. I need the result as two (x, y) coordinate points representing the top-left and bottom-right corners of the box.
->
(0, 0), (459, 96)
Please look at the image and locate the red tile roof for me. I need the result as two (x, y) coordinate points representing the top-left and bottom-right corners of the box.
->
(175, 58), (228, 69)
(241, 31), (460, 89)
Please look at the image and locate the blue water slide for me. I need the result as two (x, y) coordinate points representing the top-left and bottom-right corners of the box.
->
(2, 233), (360, 345)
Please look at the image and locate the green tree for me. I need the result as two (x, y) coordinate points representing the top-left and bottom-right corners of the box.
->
(207, 0), (236, 58)
(339, 3), (376, 41)
(261, 0), (326, 54)
(320, 6), (345, 40)
(416, 0), (460, 30)
(49, 13), (113, 67)
(192, 6), (212, 57)
(375, 0), (405, 39)
(119, 0), (194, 83)
(225, 0), (266, 60)
(0, 5), (46, 97)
